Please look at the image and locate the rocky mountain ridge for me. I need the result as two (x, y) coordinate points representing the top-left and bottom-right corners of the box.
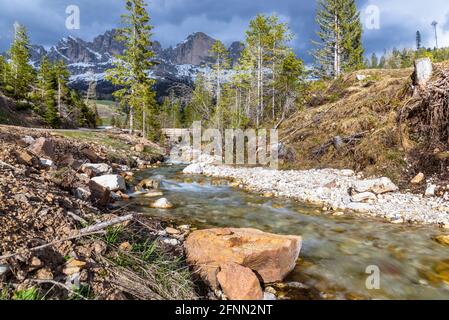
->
(25, 30), (244, 98)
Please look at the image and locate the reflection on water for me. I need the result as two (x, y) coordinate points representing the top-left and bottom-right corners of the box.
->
(130, 165), (449, 300)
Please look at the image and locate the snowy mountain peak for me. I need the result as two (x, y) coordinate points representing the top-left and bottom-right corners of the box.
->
(24, 29), (243, 98)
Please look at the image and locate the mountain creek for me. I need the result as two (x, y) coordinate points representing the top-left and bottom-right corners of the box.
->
(127, 165), (449, 300)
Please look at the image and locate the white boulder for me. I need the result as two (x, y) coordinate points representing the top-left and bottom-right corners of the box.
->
(352, 177), (398, 195)
(183, 163), (205, 175)
(21, 136), (35, 145)
(91, 175), (126, 192)
(40, 159), (56, 169)
(81, 163), (112, 175)
(74, 187), (91, 200)
(425, 184), (437, 197)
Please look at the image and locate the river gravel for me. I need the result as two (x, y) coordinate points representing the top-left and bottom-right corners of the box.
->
(184, 163), (449, 227)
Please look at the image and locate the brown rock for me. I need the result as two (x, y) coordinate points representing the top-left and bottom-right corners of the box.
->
(63, 259), (87, 276)
(217, 263), (263, 300)
(411, 173), (425, 184)
(36, 268), (53, 280)
(185, 228), (302, 288)
(93, 241), (107, 255)
(29, 137), (54, 159)
(135, 144), (145, 152)
(15, 149), (39, 167)
(119, 242), (133, 251)
(82, 147), (100, 162)
(29, 257), (43, 269)
(60, 154), (83, 170)
(116, 191), (130, 200)
(166, 227), (181, 235)
(88, 180), (111, 206)
(136, 178), (160, 190)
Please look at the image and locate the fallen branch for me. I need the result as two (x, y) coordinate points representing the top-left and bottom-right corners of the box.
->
(312, 131), (369, 158)
(79, 214), (136, 234)
(0, 160), (16, 171)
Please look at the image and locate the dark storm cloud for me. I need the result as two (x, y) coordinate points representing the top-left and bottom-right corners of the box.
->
(1, 0), (448, 63)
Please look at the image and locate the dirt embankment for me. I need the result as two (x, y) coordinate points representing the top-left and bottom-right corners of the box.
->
(0, 126), (198, 300)
(281, 64), (449, 196)
(0, 95), (44, 127)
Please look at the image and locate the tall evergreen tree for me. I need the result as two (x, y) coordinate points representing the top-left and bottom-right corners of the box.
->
(416, 31), (422, 50)
(0, 55), (7, 89)
(370, 53), (379, 68)
(240, 14), (295, 126)
(267, 15), (292, 120)
(243, 14), (271, 127)
(210, 40), (231, 111)
(106, 0), (158, 138)
(312, 0), (364, 78)
(36, 56), (53, 101)
(184, 73), (213, 125)
(8, 23), (34, 98)
(276, 50), (304, 120)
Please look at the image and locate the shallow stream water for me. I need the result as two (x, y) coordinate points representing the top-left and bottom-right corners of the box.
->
(130, 165), (449, 300)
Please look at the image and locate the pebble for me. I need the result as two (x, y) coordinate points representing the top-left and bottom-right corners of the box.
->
(263, 292), (277, 300)
(0, 264), (10, 276)
(162, 238), (179, 246)
(151, 198), (174, 209)
(36, 268), (53, 280)
(165, 227), (181, 235)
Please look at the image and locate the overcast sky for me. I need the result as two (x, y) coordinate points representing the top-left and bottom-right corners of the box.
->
(0, 0), (448, 63)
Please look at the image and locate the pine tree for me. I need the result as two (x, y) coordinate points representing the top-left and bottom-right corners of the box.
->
(370, 53), (379, 68)
(8, 23), (34, 99)
(416, 31), (422, 50)
(0, 55), (8, 90)
(276, 50), (304, 119)
(37, 56), (53, 101)
(240, 14), (295, 126)
(184, 73), (213, 126)
(244, 14), (271, 127)
(312, 0), (364, 78)
(43, 89), (59, 128)
(210, 40), (231, 111)
(106, 0), (158, 138)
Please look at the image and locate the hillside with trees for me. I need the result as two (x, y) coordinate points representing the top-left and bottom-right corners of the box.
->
(0, 24), (97, 129)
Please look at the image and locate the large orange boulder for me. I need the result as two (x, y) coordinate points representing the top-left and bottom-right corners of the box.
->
(185, 228), (302, 288)
(217, 263), (263, 300)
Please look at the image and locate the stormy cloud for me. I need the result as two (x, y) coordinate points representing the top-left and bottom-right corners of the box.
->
(0, 0), (448, 63)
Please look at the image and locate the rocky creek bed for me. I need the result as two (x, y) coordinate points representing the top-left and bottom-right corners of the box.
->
(131, 164), (449, 300)
(184, 163), (449, 228)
